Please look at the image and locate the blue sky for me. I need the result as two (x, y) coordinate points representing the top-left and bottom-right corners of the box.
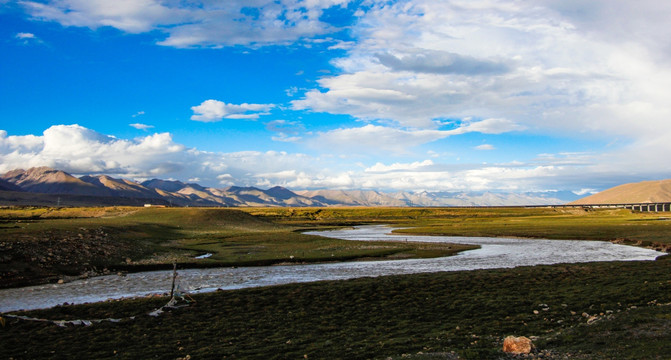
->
(2, 0), (671, 198)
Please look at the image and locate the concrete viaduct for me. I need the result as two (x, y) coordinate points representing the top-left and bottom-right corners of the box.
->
(548, 203), (671, 212)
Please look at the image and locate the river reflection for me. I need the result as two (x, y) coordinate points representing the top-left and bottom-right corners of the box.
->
(0, 225), (665, 312)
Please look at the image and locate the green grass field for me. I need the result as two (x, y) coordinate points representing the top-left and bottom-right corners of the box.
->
(2, 206), (671, 359)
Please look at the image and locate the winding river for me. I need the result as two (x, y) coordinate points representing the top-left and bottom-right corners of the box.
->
(0, 225), (665, 313)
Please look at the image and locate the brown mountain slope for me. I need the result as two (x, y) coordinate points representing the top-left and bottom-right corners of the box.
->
(570, 179), (671, 204)
(79, 175), (162, 199)
(295, 189), (406, 206)
(2, 167), (104, 196)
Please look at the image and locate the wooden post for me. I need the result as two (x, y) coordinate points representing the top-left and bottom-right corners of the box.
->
(170, 263), (177, 298)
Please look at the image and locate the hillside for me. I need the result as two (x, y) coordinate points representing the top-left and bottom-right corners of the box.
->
(1, 167), (567, 207)
(570, 179), (671, 205)
(0, 178), (22, 192)
(2, 167), (102, 196)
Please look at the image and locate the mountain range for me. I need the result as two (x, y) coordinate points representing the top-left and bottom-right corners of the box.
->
(0, 167), (569, 207)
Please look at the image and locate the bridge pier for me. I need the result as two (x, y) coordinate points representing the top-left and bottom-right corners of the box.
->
(552, 202), (671, 212)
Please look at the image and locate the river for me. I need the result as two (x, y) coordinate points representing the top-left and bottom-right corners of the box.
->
(0, 225), (665, 313)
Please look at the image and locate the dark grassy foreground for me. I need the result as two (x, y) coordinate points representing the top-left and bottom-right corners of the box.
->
(3, 206), (671, 359)
(2, 258), (671, 359)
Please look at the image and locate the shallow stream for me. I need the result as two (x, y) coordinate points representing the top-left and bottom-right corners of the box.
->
(0, 225), (665, 312)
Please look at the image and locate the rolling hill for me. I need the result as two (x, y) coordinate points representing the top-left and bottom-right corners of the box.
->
(569, 179), (671, 205)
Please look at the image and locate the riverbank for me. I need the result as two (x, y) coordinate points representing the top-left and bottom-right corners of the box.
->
(2, 258), (671, 359)
(2, 225), (661, 313)
(4, 206), (671, 289)
(0, 207), (478, 288)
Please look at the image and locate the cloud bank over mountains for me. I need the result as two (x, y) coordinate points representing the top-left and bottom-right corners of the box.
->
(0, 124), (662, 197)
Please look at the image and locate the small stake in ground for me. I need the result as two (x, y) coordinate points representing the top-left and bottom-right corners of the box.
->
(170, 263), (177, 299)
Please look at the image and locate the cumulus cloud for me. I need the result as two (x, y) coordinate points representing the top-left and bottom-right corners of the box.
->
(308, 119), (521, 153)
(365, 160), (434, 172)
(310, 125), (446, 153)
(292, 0), (671, 145)
(20, 0), (354, 48)
(217, 173), (235, 186)
(0, 125), (328, 188)
(14, 31), (44, 45)
(459, 118), (524, 134)
(20, 0), (183, 33)
(190, 100), (274, 122)
(376, 50), (509, 75)
(129, 123), (153, 130)
(15, 32), (36, 39)
(475, 144), (495, 150)
(0, 125), (185, 175)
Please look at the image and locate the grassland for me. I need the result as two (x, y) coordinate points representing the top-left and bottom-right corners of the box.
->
(247, 206), (671, 249)
(0, 206), (476, 288)
(2, 206), (671, 359)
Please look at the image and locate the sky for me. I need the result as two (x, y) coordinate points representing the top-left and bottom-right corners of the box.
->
(2, 0), (671, 198)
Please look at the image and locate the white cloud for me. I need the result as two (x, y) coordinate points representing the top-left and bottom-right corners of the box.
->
(0, 130), (43, 153)
(292, 0), (671, 146)
(0, 125), (323, 187)
(20, 0), (190, 34)
(14, 31), (44, 45)
(20, 0), (354, 48)
(271, 134), (302, 143)
(0, 125), (185, 175)
(217, 173), (235, 186)
(365, 160), (434, 172)
(129, 123), (153, 130)
(573, 188), (597, 196)
(191, 100), (274, 122)
(308, 119), (521, 153)
(15, 32), (36, 39)
(285, 86), (299, 97)
(376, 50), (509, 75)
(460, 118), (523, 135)
(309, 124), (446, 153)
(475, 144), (495, 150)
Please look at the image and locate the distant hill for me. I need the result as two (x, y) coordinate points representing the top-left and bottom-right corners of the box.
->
(570, 179), (671, 205)
(2, 167), (103, 196)
(0, 178), (23, 192)
(1, 167), (566, 207)
(296, 190), (407, 206)
(80, 175), (164, 199)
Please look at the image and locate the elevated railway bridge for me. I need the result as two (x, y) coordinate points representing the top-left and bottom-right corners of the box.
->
(548, 202), (671, 212)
